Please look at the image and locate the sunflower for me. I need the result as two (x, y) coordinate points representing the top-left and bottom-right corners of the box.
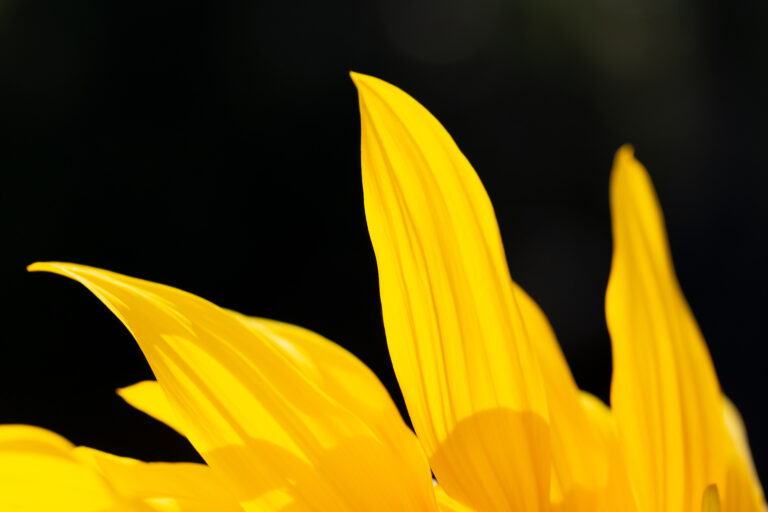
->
(3, 73), (763, 512)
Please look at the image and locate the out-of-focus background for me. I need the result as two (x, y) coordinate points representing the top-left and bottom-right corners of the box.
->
(1, 0), (765, 480)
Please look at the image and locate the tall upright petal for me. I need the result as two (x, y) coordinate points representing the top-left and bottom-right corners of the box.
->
(606, 146), (728, 511)
(29, 262), (437, 512)
(353, 71), (605, 510)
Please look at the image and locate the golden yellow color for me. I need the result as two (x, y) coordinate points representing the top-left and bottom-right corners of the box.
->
(2, 73), (763, 511)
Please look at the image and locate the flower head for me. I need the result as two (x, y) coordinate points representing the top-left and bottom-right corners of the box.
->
(3, 74), (764, 512)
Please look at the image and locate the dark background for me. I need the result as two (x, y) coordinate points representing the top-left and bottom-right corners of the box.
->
(1, 0), (766, 483)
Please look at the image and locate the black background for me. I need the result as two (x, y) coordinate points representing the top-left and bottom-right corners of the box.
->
(1, 0), (766, 484)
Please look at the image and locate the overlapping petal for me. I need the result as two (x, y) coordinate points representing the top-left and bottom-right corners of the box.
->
(0, 424), (238, 511)
(29, 262), (437, 512)
(353, 71), (607, 511)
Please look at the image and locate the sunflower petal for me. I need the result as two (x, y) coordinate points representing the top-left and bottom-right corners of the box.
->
(578, 392), (637, 512)
(354, 71), (610, 510)
(118, 381), (188, 436)
(722, 398), (765, 510)
(0, 424), (235, 511)
(0, 425), (131, 511)
(29, 262), (437, 512)
(74, 447), (243, 511)
(606, 145), (728, 511)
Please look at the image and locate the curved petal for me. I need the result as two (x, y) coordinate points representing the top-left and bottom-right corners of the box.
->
(0, 424), (238, 511)
(354, 71), (606, 510)
(30, 262), (437, 512)
(606, 145), (728, 511)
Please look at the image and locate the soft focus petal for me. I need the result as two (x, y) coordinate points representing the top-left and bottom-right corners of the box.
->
(0, 425), (132, 511)
(74, 447), (243, 512)
(0, 425), (234, 511)
(606, 145), (728, 511)
(30, 262), (436, 512)
(701, 485), (721, 512)
(722, 397), (765, 507)
(434, 486), (476, 512)
(118, 380), (188, 436)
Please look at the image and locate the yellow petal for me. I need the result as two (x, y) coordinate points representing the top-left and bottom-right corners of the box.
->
(118, 380), (188, 436)
(722, 455), (765, 512)
(354, 72), (604, 510)
(74, 447), (243, 512)
(30, 262), (436, 512)
(722, 398), (766, 511)
(434, 486), (476, 512)
(0, 424), (234, 511)
(0, 425), (130, 511)
(515, 286), (608, 508)
(606, 145), (728, 511)
(701, 484), (721, 512)
(578, 392), (637, 512)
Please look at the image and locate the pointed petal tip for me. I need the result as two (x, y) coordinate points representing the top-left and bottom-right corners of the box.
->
(27, 261), (71, 274)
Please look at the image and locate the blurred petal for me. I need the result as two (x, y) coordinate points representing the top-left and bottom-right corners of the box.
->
(701, 485), (721, 512)
(434, 486), (476, 512)
(0, 425), (235, 511)
(354, 71), (602, 510)
(30, 262), (437, 512)
(74, 447), (243, 512)
(722, 398), (765, 510)
(118, 380), (187, 436)
(606, 145), (728, 511)
(0, 425), (131, 511)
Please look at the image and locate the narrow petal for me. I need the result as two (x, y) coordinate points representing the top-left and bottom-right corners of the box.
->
(118, 380), (188, 436)
(354, 72), (605, 510)
(701, 485), (721, 512)
(606, 145), (728, 511)
(30, 262), (437, 512)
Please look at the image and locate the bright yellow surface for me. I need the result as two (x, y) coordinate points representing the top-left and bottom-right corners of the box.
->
(353, 71), (612, 512)
(606, 146), (764, 512)
(3, 75), (762, 512)
(0, 424), (241, 511)
(29, 262), (437, 512)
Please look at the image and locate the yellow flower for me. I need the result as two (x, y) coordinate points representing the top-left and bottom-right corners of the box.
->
(3, 73), (764, 512)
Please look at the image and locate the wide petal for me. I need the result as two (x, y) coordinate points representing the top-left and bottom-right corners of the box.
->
(606, 145), (728, 510)
(354, 72), (606, 510)
(30, 262), (437, 512)
(0, 424), (238, 511)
